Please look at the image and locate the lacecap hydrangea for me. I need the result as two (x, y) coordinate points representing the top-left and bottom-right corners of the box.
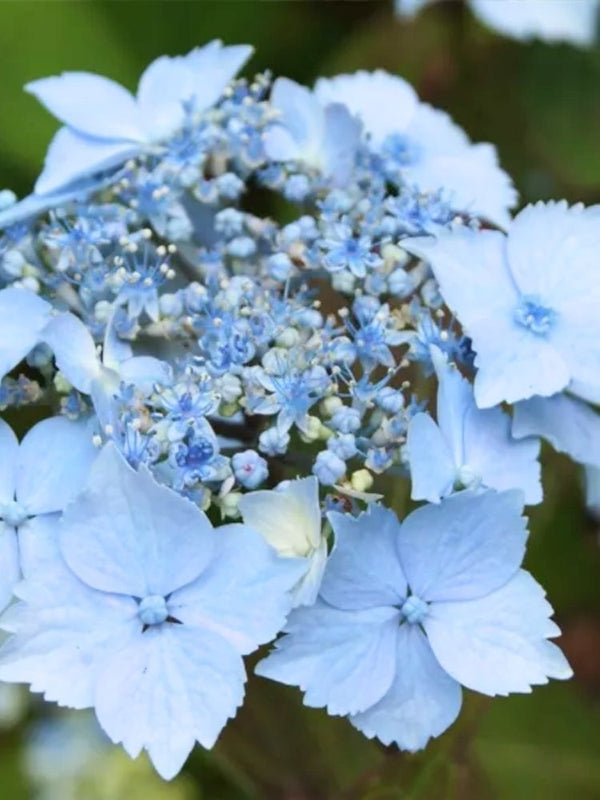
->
(0, 39), (590, 779)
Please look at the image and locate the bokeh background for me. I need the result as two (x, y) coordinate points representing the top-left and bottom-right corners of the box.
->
(0, 1), (599, 798)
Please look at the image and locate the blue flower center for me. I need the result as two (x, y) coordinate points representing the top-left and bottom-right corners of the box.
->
(514, 295), (557, 336)
(400, 594), (429, 625)
(0, 500), (28, 527)
(138, 595), (168, 626)
(177, 437), (214, 469)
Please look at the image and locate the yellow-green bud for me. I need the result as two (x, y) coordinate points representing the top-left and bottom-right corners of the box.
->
(219, 401), (239, 418)
(200, 489), (213, 512)
(276, 327), (300, 348)
(299, 415), (322, 443)
(219, 491), (241, 519)
(53, 372), (73, 394)
(320, 396), (343, 417)
(351, 469), (374, 493)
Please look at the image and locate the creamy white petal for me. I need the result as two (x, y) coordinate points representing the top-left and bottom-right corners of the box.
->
(239, 476), (322, 557)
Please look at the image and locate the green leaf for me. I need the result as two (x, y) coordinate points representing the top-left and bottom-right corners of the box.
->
(474, 683), (600, 800)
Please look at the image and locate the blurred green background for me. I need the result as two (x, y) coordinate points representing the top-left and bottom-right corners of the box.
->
(0, 1), (599, 798)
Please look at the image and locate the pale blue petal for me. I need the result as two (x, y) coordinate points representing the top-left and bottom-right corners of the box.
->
(90, 372), (121, 432)
(570, 380), (600, 406)
(403, 230), (571, 407)
(0, 556), (138, 708)
(0, 418), (18, 503)
(0, 181), (91, 228)
(18, 513), (61, 579)
(136, 56), (194, 141)
(395, 0), (431, 17)
(291, 538), (328, 607)
(41, 312), (100, 393)
(182, 41), (253, 111)
(471, 0), (598, 46)
(94, 624), (245, 780)
(321, 102), (362, 186)
(0, 288), (51, 378)
(101, 314), (133, 371)
(554, 306), (600, 392)
(507, 203), (600, 388)
(15, 417), (95, 515)
(0, 523), (20, 612)
(405, 102), (469, 155)
(26, 72), (143, 141)
(397, 489), (527, 602)
(323, 504), (407, 610)
(171, 523), (304, 655)
(585, 465), (600, 517)
(59, 443), (217, 597)
(407, 413), (456, 503)
(407, 145), (516, 229)
(314, 70), (418, 148)
(403, 229), (516, 336)
(350, 625), (462, 750)
(256, 601), (399, 715)
(463, 405), (542, 504)
(144, 40), (253, 130)
(507, 203), (600, 385)
(269, 77), (324, 153)
(262, 125), (301, 162)
(433, 352), (471, 462)
(513, 392), (600, 468)
(16, 416), (97, 514)
(118, 355), (172, 392)
(473, 320), (570, 408)
(506, 202), (600, 302)
(35, 127), (139, 195)
(404, 103), (516, 226)
(0, 194), (53, 228)
(425, 570), (573, 696)
(0, 174), (112, 229)
(425, 352), (542, 503)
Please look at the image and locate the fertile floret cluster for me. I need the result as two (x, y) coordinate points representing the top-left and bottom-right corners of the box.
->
(1, 40), (595, 779)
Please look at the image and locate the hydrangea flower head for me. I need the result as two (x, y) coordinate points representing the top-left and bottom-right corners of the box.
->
(408, 346), (541, 503)
(0, 38), (585, 775)
(314, 70), (517, 227)
(257, 491), (572, 749)
(404, 201), (600, 407)
(239, 477), (327, 606)
(26, 41), (253, 194)
(0, 443), (303, 779)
